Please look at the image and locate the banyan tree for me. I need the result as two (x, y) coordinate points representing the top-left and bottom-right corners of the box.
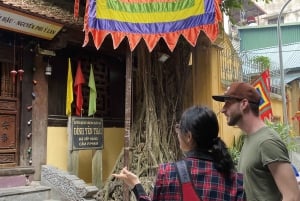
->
(81, 0), (223, 200)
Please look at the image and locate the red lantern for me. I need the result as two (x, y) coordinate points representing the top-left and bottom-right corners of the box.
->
(18, 69), (24, 81)
(10, 70), (17, 83)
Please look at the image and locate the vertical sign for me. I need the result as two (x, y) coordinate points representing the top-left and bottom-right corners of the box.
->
(71, 117), (103, 150)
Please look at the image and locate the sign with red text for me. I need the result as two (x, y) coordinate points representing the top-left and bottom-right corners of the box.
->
(0, 5), (63, 40)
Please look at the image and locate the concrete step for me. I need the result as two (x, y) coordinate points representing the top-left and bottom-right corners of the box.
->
(0, 166), (35, 188)
(0, 182), (51, 201)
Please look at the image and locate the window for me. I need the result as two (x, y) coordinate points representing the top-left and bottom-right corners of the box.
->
(268, 16), (284, 25)
(48, 51), (126, 127)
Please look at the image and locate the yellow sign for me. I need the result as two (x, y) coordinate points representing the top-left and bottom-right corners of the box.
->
(0, 5), (63, 40)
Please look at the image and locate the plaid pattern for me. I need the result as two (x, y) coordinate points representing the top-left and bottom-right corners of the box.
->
(134, 157), (245, 201)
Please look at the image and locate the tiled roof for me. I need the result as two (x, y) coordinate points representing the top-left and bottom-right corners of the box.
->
(0, 0), (84, 28)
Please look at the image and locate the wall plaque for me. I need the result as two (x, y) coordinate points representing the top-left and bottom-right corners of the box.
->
(0, 5), (63, 40)
(71, 117), (103, 150)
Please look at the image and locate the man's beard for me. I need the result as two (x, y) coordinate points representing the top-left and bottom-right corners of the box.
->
(227, 112), (242, 126)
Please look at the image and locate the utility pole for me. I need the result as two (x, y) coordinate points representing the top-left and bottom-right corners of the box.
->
(277, 0), (292, 125)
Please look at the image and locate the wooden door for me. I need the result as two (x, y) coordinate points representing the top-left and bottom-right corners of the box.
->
(0, 64), (19, 167)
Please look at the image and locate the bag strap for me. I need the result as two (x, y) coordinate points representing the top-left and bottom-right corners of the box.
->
(175, 160), (202, 201)
(176, 160), (191, 183)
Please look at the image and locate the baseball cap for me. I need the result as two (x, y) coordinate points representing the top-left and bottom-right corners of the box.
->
(212, 82), (261, 105)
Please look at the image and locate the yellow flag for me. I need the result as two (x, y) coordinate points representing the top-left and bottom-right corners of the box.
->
(66, 58), (73, 116)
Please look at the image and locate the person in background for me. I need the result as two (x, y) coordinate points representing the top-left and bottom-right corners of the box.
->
(212, 82), (300, 201)
(113, 105), (245, 201)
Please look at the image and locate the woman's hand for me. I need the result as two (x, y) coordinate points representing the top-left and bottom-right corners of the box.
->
(112, 167), (141, 189)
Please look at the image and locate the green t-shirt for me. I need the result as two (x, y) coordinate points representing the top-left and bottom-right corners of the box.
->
(238, 126), (290, 201)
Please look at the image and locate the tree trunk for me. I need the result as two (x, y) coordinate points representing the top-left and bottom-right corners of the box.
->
(95, 39), (192, 201)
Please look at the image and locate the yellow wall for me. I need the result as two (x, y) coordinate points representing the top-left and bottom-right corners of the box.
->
(47, 127), (68, 170)
(101, 128), (124, 181)
(47, 127), (124, 183)
(287, 82), (300, 136)
(270, 94), (283, 121)
(191, 36), (242, 147)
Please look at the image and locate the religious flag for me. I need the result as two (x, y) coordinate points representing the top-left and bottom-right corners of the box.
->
(83, 0), (222, 52)
(74, 60), (85, 116)
(88, 64), (97, 116)
(252, 69), (273, 120)
(66, 58), (73, 116)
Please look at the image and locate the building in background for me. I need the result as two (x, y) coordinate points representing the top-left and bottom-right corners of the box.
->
(226, 0), (300, 134)
(254, 0), (300, 25)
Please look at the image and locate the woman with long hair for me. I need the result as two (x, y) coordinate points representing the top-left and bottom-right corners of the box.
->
(113, 105), (245, 201)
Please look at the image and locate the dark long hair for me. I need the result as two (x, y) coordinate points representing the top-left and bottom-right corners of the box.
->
(179, 105), (235, 178)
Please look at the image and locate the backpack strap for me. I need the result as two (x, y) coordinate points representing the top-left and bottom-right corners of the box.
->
(175, 160), (202, 201)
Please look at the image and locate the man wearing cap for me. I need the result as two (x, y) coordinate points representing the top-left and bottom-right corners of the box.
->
(212, 82), (300, 201)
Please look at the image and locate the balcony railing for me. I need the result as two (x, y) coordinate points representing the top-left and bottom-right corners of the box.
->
(218, 47), (282, 95)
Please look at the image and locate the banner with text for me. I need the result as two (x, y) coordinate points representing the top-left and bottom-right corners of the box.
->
(0, 5), (63, 40)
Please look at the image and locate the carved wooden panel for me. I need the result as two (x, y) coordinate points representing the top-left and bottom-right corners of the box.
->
(0, 115), (16, 149)
(0, 153), (15, 164)
(0, 100), (17, 110)
(0, 61), (19, 166)
(0, 63), (17, 98)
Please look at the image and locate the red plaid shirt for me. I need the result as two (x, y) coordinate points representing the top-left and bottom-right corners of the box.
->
(132, 157), (245, 201)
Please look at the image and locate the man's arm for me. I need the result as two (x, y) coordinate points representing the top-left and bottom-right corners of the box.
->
(268, 162), (300, 201)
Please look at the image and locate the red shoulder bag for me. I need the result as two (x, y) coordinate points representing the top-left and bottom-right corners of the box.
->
(175, 160), (202, 201)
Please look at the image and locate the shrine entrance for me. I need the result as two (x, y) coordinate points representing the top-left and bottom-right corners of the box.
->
(0, 60), (20, 167)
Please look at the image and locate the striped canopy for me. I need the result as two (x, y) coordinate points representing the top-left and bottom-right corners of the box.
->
(83, 0), (222, 52)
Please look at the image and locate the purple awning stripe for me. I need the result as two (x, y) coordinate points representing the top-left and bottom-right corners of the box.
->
(88, 13), (215, 33)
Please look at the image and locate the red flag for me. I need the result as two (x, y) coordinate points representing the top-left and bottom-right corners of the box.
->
(252, 69), (273, 120)
(74, 61), (85, 116)
(74, 0), (80, 19)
